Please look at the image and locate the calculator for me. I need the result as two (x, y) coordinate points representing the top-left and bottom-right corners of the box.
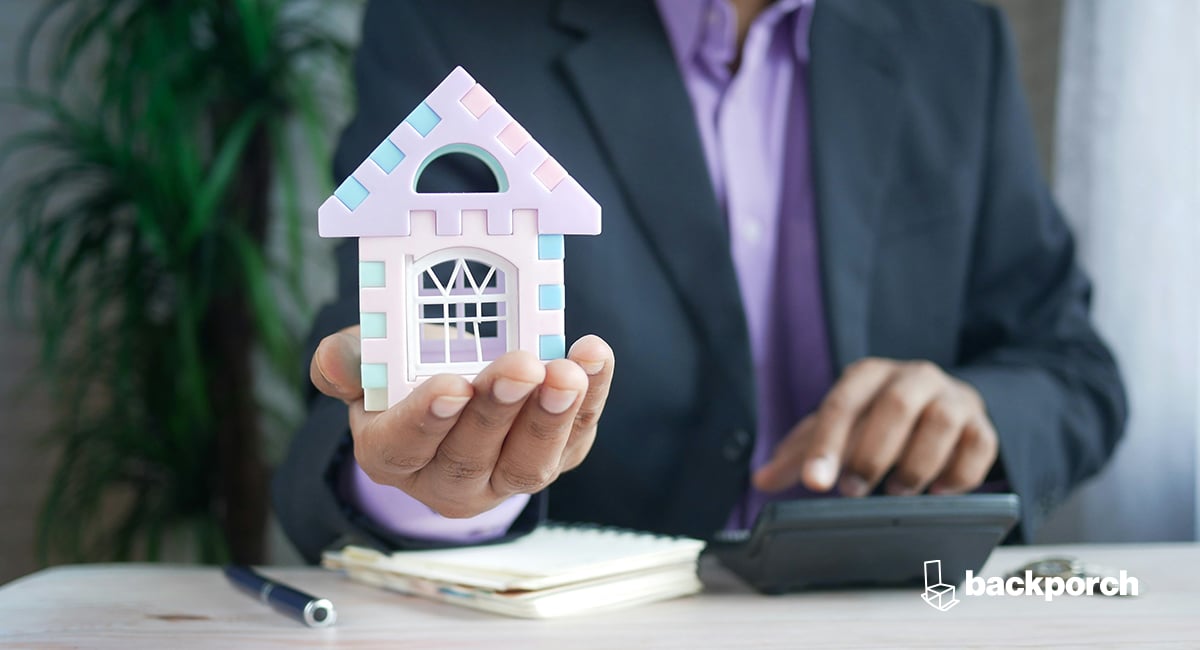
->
(709, 494), (1020, 594)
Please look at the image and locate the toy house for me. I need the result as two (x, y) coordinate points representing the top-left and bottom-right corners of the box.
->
(318, 67), (601, 411)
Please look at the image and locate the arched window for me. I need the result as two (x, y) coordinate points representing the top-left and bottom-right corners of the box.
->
(413, 143), (509, 193)
(409, 248), (516, 375)
(414, 152), (501, 193)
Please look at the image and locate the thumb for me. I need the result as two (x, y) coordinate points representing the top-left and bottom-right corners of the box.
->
(310, 325), (364, 403)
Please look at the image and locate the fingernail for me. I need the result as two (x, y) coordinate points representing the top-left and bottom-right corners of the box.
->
(430, 395), (469, 419)
(805, 456), (838, 490)
(578, 360), (604, 375)
(839, 474), (870, 497)
(492, 377), (536, 404)
(539, 387), (579, 414)
(887, 480), (917, 497)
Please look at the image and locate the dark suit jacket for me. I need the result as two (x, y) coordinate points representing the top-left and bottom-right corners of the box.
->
(273, 0), (1127, 563)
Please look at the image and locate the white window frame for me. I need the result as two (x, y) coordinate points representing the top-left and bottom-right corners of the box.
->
(407, 247), (517, 377)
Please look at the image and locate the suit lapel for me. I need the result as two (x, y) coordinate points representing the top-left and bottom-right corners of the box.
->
(553, 0), (908, 407)
(809, 0), (906, 370)
(556, 0), (757, 420)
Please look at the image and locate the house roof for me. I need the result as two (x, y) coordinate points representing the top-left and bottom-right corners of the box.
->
(318, 67), (601, 239)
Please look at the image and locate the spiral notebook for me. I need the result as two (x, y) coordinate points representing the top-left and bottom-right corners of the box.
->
(322, 524), (706, 618)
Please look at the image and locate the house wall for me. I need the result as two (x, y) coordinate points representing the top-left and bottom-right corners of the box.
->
(358, 209), (566, 410)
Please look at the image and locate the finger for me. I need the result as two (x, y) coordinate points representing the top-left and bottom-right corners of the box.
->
(349, 373), (474, 486)
(559, 335), (615, 472)
(491, 359), (589, 494)
(840, 362), (946, 496)
(420, 350), (545, 493)
(752, 414), (817, 492)
(929, 417), (1000, 494)
(310, 326), (363, 403)
(785, 358), (896, 491)
(884, 392), (968, 495)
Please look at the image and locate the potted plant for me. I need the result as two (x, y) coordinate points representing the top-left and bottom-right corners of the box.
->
(2, 0), (351, 564)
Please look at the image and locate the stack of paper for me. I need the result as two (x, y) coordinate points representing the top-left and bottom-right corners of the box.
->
(322, 524), (706, 618)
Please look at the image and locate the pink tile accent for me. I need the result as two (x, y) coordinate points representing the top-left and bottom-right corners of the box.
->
(459, 84), (495, 118)
(534, 158), (568, 191)
(497, 122), (532, 155)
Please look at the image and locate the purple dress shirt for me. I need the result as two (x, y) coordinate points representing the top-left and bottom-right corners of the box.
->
(348, 0), (834, 541)
(656, 0), (833, 529)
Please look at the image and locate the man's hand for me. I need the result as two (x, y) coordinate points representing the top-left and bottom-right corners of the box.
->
(754, 358), (998, 497)
(311, 326), (615, 518)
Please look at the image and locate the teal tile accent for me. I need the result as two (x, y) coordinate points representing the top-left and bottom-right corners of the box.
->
(359, 261), (386, 288)
(405, 102), (441, 137)
(539, 334), (566, 361)
(369, 138), (405, 173)
(361, 363), (388, 389)
(538, 284), (565, 310)
(334, 176), (369, 210)
(538, 234), (564, 260)
(360, 312), (387, 339)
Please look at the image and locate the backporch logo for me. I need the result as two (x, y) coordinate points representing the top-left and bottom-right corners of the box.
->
(921, 560), (960, 611)
(921, 559), (1139, 611)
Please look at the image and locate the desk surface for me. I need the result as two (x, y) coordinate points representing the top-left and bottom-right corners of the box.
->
(0, 543), (1196, 649)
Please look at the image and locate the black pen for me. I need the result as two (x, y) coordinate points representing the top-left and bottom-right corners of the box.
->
(223, 565), (337, 628)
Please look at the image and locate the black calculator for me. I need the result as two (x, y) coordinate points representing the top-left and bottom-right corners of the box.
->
(709, 494), (1020, 594)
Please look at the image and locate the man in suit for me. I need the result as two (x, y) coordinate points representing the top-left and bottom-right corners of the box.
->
(274, 0), (1127, 563)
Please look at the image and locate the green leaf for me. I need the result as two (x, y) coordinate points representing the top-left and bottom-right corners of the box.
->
(15, 0), (75, 87)
(267, 120), (309, 313)
(225, 226), (294, 374)
(185, 106), (267, 247)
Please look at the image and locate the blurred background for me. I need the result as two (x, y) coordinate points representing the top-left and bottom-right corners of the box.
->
(0, 0), (1196, 584)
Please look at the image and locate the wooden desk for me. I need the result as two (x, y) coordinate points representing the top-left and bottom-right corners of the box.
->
(1, 544), (1196, 648)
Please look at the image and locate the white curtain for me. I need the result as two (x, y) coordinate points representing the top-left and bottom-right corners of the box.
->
(1038, 0), (1200, 542)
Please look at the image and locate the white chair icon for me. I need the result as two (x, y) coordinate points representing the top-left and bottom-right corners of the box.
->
(922, 560), (960, 611)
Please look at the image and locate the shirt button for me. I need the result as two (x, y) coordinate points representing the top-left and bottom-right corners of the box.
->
(722, 428), (753, 462)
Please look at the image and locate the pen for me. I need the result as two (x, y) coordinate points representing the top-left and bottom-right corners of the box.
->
(223, 565), (337, 628)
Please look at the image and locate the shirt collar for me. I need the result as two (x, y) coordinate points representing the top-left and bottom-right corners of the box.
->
(656, 0), (815, 73)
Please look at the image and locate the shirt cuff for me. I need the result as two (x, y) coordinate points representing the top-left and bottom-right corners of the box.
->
(342, 459), (529, 544)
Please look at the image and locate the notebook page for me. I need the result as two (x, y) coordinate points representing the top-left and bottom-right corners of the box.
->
(361, 524), (705, 591)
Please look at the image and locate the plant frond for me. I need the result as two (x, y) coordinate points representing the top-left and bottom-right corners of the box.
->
(8, 0), (354, 565)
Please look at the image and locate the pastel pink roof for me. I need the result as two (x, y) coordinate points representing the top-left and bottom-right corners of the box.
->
(318, 67), (601, 238)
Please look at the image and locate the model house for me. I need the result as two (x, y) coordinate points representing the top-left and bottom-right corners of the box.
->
(318, 67), (601, 411)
